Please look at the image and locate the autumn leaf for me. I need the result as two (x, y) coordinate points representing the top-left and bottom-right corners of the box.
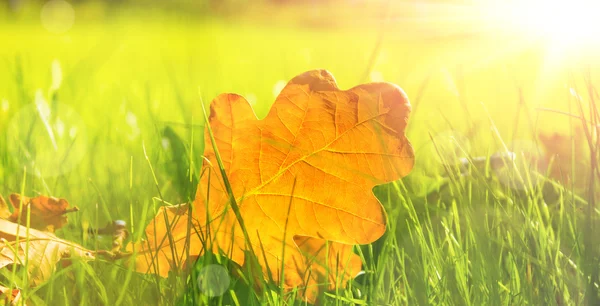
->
(0, 195), (8, 220)
(89, 220), (129, 253)
(0, 284), (22, 306)
(6, 194), (79, 232)
(0, 218), (95, 285)
(130, 70), (414, 302)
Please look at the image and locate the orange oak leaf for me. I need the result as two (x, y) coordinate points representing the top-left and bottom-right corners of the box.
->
(130, 70), (414, 302)
(7, 194), (79, 232)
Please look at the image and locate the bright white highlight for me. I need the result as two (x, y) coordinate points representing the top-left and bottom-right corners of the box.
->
(126, 111), (140, 140)
(516, 0), (600, 44)
(272, 80), (286, 98)
(1, 99), (8, 113)
(370, 71), (384, 82)
(50, 59), (63, 91)
(245, 93), (257, 105)
(487, 0), (600, 46)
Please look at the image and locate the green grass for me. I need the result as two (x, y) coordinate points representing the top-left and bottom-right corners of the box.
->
(1, 2), (599, 305)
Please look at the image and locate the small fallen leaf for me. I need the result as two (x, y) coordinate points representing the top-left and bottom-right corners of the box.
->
(0, 284), (22, 306)
(7, 194), (79, 232)
(130, 69), (414, 302)
(88, 220), (129, 253)
(0, 218), (95, 285)
(0, 195), (9, 219)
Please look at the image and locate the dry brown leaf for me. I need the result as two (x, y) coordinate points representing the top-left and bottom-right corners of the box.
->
(89, 220), (129, 253)
(0, 195), (9, 220)
(0, 284), (22, 306)
(7, 194), (79, 232)
(130, 70), (414, 302)
(0, 218), (95, 285)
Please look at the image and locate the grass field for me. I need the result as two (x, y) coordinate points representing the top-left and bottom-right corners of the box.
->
(1, 1), (600, 305)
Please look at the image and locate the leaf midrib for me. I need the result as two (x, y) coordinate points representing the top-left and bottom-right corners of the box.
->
(240, 111), (391, 202)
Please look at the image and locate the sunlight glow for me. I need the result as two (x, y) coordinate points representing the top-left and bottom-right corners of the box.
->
(510, 0), (600, 46)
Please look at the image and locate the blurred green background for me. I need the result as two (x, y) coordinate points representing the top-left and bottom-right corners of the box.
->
(2, 0), (596, 201)
(1, 0), (600, 304)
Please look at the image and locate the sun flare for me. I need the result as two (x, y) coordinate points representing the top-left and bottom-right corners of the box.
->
(507, 0), (600, 46)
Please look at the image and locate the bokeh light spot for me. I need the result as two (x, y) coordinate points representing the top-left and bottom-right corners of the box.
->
(196, 265), (230, 297)
(40, 0), (75, 34)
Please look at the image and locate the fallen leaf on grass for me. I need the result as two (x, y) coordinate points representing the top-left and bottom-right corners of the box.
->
(0, 195), (8, 219)
(0, 218), (95, 285)
(6, 194), (79, 232)
(88, 220), (129, 253)
(130, 70), (414, 302)
(0, 284), (22, 306)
